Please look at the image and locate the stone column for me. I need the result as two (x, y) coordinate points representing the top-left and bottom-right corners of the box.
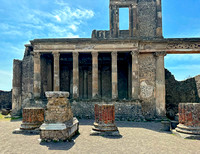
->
(92, 52), (98, 98)
(131, 50), (139, 99)
(156, 0), (163, 37)
(33, 52), (41, 98)
(155, 51), (166, 117)
(53, 52), (60, 91)
(129, 4), (137, 37)
(110, 5), (119, 38)
(12, 59), (22, 116)
(73, 52), (79, 98)
(111, 52), (118, 99)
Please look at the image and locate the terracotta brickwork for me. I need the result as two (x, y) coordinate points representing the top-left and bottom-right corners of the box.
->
(22, 108), (44, 124)
(179, 103), (200, 127)
(94, 104), (115, 124)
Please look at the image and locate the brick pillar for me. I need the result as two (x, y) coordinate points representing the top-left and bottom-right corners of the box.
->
(53, 52), (60, 91)
(92, 52), (98, 98)
(155, 51), (166, 117)
(12, 60), (22, 116)
(111, 52), (118, 99)
(73, 52), (79, 98)
(33, 52), (41, 98)
(131, 50), (139, 99)
(156, 0), (163, 37)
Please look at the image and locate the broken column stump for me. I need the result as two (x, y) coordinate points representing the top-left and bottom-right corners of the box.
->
(91, 104), (120, 136)
(173, 103), (200, 139)
(13, 107), (44, 134)
(20, 107), (44, 130)
(40, 91), (79, 142)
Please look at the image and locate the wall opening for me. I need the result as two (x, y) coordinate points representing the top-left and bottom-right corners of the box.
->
(119, 8), (129, 30)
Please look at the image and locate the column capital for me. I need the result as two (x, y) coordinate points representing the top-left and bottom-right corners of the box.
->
(34, 52), (41, 58)
(111, 52), (117, 56)
(154, 51), (166, 57)
(131, 50), (139, 56)
(73, 52), (79, 57)
(91, 52), (98, 57)
(52, 52), (60, 57)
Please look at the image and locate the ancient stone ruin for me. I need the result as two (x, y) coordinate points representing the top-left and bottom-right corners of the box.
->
(92, 104), (119, 135)
(175, 103), (200, 138)
(11, 0), (200, 121)
(40, 91), (79, 142)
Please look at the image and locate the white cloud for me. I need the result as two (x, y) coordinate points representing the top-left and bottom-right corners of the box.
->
(69, 24), (77, 32)
(54, 15), (61, 22)
(0, 70), (12, 91)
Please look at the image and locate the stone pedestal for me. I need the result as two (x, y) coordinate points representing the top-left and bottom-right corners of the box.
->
(92, 104), (119, 136)
(172, 103), (200, 139)
(40, 91), (79, 142)
(20, 107), (44, 130)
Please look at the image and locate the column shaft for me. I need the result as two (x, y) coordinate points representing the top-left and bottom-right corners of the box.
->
(33, 52), (41, 98)
(156, 0), (163, 37)
(131, 50), (139, 99)
(12, 60), (22, 116)
(73, 52), (79, 98)
(53, 52), (60, 91)
(92, 52), (98, 98)
(155, 51), (166, 117)
(111, 52), (118, 99)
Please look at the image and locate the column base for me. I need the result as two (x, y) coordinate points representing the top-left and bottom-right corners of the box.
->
(40, 117), (79, 142)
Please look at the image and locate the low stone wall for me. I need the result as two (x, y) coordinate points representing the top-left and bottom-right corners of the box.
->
(71, 100), (144, 121)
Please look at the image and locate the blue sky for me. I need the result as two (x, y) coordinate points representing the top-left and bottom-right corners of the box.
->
(0, 0), (200, 91)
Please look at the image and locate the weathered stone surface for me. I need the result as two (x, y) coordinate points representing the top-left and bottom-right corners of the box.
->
(165, 69), (200, 119)
(0, 90), (12, 110)
(175, 103), (200, 135)
(20, 107), (44, 130)
(92, 104), (119, 135)
(45, 91), (69, 98)
(40, 91), (78, 142)
(71, 100), (144, 121)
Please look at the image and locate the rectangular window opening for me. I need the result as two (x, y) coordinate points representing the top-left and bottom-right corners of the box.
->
(119, 8), (129, 30)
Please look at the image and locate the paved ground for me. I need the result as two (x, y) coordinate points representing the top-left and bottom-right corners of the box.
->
(0, 119), (200, 154)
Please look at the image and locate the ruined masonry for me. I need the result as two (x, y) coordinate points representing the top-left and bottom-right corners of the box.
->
(40, 91), (79, 141)
(12, 0), (200, 120)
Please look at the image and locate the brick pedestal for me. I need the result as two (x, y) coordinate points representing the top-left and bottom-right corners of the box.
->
(92, 104), (119, 134)
(175, 103), (200, 135)
(20, 107), (44, 130)
(40, 91), (79, 142)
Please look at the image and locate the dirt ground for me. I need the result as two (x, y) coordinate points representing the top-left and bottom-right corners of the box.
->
(0, 119), (200, 154)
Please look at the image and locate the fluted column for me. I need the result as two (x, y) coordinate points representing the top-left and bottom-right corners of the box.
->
(111, 52), (118, 99)
(53, 52), (60, 91)
(92, 52), (98, 98)
(155, 51), (166, 117)
(33, 52), (41, 98)
(73, 52), (79, 98)
(131, 50), (139, 99)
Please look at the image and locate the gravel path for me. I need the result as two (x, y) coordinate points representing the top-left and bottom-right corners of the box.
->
(0, 120), (200, 154)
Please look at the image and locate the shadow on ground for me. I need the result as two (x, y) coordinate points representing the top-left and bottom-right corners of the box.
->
(79, 119), (171, 134)
(39, 133), (79, 150)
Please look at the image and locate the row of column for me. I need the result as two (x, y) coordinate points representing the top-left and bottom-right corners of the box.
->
(33, 51), (140, 99)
